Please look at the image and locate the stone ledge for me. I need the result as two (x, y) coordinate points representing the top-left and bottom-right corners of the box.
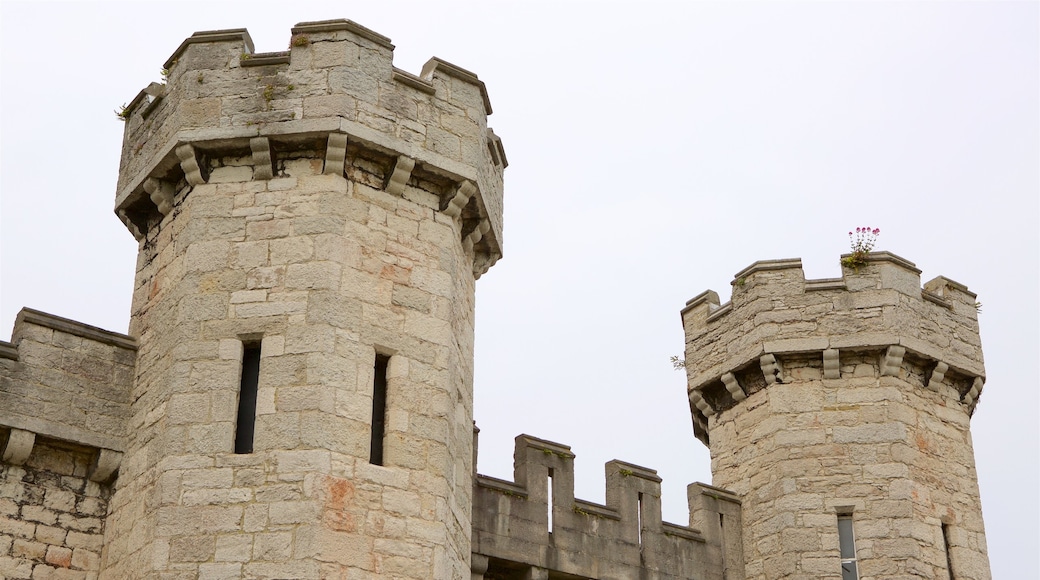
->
(240, 51), (290, 67)
(731, 258), (803, 283)
(573, 499), (621, 520)
(662, 522), (707, 542)
(15, 308), (136, 351)
(290, 19), (394, 50)
(392, 67), (435, 94)
(475, 474), (528, 498)
(0, 413), (125, 454)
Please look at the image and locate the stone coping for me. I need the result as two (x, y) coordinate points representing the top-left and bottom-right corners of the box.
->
(291, 19), (394, 50)
(164, 28), (254, 69)
(515, 433), (576, 458)
(421, 57), (493, 115)
(14, 308), (136, 351)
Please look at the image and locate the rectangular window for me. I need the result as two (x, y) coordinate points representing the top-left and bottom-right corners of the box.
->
(838, 514), (859, 580)
(235, 343), (262, 454)
(369, 354), (390, 465)
(637, 492), (644, 547)
(547, 468), (554, 534)
(720, 513), (727, 574)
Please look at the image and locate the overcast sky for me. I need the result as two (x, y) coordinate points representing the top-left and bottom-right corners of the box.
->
(1, 2), (1037, 577)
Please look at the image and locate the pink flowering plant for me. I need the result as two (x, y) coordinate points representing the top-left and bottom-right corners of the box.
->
(841, 227), (880, 270)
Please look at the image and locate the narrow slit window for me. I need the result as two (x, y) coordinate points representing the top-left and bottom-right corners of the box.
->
(942, 523), (955, 579)
(719, 513), (727, 573)
(235, 342), (262, 454)
(637, 492), (644, 547)
(369, 354), (390, 465)
(837, 514), (859, 580)
(547, 468), (554, 534)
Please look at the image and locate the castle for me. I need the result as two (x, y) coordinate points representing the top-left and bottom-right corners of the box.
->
(0, 20), (992, 579)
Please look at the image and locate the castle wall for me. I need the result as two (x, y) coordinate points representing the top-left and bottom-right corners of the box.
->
(471, 435), (740, 580)
(682, 254), (991, 580)
(0, 309), (136, 455)
(0, 440), (111, 580)
(0, 309), (134, 579)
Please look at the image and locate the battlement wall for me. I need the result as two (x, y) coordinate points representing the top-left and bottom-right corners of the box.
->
(471, 434), (742, 579)
(115, 20), (504, 273)
(681, 253), (985, 442)
(0, 308), (135, 461)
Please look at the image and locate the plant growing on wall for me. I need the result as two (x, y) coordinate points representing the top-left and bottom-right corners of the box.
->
(841, 226), (880, 270)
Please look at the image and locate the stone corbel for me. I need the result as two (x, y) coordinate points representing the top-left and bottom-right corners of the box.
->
(473, 252), (500, 280)
(880, 345), (906, 377)
(823, 349), (840, 379)
(1, 428), (35, 465)
(962, 376), (984, 408)
(444, 181), (476, 219)
(88, 448), (123, 483)
(324, 133), (348, 176)
(721, 372), (746, 402)
(927, 362), (948, 391)
(463, 220), (490, 254)
(117, 209), (144, 241)
(471, 554), (489, 580)
(176, 143), (206, 185)
(384, 155), (415, 196)
(690, 388), (714, 417)
(250, 137), (274, 180)
(760, 354), (783, 385)
(143, 177), (176, 216)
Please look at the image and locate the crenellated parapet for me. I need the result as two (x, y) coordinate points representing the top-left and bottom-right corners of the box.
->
(471, 434), (741, 579)
(115, 19), (505, 277)
(681, 252), (985, 445)
(0, 308), (135, 481)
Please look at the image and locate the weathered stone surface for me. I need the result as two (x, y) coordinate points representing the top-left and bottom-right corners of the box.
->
(683, 256), (991, 579)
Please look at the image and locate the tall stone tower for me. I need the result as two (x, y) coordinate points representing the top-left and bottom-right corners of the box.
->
(681, 253), (991, 579)
(106, 20), (504, 578)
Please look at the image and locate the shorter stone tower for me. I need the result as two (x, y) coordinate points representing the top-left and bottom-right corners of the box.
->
(681, 252), (991, 579)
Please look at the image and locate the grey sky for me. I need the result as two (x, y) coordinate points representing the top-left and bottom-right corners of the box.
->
(1, 2), (1036, 577)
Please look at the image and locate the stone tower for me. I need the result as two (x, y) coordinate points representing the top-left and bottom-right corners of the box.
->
(681, 253), (991, 579)
(105, 20), (504, 578)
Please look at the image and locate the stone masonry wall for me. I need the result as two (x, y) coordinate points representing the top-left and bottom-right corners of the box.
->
(471, 435), (741, 580)
(0, 309), (136, 455)
(0, 439), (111, 580)
(681, 254), (990, 579)
(103, 154), (480, 579)
(0, 310), (134, 579)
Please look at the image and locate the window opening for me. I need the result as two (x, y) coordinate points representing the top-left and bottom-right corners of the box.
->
(235, 342), (261, 454)
(369, 354), (390, 465)
(637, 492), (644, 547)
(720, 513), (727, 575)
(547, 468), (554, 534)
(942, 523), (955, 579)
(837, 514), (859, 580)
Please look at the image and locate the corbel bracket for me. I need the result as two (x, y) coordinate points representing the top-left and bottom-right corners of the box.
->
(176, 143), (207, 185)
(143, 177), (176, 216)
(324, 133), (348, 176)
(250, 137), (274, 180)
(384, 155), (415, 195)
